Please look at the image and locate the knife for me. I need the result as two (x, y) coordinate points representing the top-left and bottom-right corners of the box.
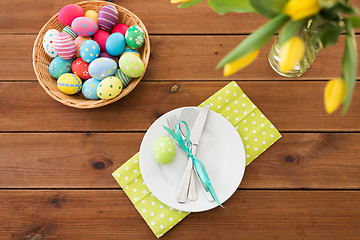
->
(176, 105), (214, 203)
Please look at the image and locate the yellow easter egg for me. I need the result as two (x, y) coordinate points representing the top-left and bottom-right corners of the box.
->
(57, 73), (82, 95)
(97, 76), (122, 100)
(85, 10), (98, 23)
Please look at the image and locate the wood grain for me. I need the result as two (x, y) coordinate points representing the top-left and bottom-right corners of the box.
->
(0, 81), (359, 132)
(0, 133), (359, 189)
(1, 35), (360, 81)
(0, 0), (268, 34)
(0, 190), (358, 239)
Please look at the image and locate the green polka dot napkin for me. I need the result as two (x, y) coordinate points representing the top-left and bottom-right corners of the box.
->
(112, 81), (281, 238)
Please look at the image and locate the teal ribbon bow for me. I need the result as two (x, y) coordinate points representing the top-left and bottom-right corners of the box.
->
(163, 121), (224, 208)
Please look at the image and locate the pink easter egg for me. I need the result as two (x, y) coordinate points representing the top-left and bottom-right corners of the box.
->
(71, 17), (98, 37)
(58, 4), (84, 26)
(74, 36), (92, 58)
(54, 32), (76, 60)
(93, 30), (110, 52)
(111, 23), (129, 36)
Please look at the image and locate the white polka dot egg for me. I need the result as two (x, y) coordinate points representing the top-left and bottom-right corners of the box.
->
(43, 29), (60, 57)
(153, 136), (176, 165)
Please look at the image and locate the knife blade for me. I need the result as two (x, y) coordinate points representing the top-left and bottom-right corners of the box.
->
(176, 105), (212, 203)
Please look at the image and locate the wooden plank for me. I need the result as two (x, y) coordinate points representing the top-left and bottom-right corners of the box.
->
(1, 35), (360, 81)
(0, 190), (359, 239)
(0, 133), (359, 189)
(0, 81), (359, 132)
(0, 0), (268, 34)
(2, 0), (360, 35)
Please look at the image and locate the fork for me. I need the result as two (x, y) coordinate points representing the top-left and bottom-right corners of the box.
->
(167, 115), (198, 201)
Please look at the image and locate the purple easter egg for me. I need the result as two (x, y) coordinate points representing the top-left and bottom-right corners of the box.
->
(97, 5), (119, 31)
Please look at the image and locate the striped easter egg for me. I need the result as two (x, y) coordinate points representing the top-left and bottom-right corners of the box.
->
(62, 26), (78, 40)
(54, 32), (76, 60)
(97, 5), (119, 31)
(115, 69), (132, 88)
(57, 73), (82, 95)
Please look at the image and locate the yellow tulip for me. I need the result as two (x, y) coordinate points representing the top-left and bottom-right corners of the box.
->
(279, 36), (305, 73)
(171, 0), (190, 3)
(324, 78), (346, 114)
(223, 50), (260, 77)
(283, 0), (321, 21)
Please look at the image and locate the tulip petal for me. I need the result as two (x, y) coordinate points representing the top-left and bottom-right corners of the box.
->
(324, 78), (346, 114)
(279, 36), (305, 72)
(171, 0), (191, 3)
(223, 50), (260, 77)
(283, 0), (321, 20)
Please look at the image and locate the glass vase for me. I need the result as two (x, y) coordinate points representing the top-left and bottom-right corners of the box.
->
(268, 22), (321, 77)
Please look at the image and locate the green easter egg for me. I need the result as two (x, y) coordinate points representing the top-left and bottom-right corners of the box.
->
(125, 25), (145, 49)
(119, 53), (145, 78)
(153, 136), (176, 165)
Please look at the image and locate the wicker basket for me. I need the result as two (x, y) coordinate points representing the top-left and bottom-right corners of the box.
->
(32, 1), (150, 109)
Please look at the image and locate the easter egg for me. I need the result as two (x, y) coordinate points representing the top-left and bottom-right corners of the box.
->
(49, 57), (74, 79)
(112, 23), (129, 35)
(43, 29), (59, 58)
(80, 40), (100, 63)
(122, 46), (140, 58)
(93, 30), (110, 52)
(99, 52), (118, 67)
(74, 36), (91, 58)
(71, 58), (91, 80)
(85, 10), (98, 23)
(153, 136), (176, 165)
(82, 78), (101, 100)
(71, 17), (98, 37)
(119, 53), (145, 78)
(88, 57), (117, 80)
(54, 32), (76, 60)
(106, 33), (125, 56)
(58, 4), (84, 26)
(57, 73), (82, 95)
(115, 69), (132, 88)
(62, 26), (78, 40)
(97, 5), (119, 31)
(125, 25), (145, 49)
(97, 76), (122, 100)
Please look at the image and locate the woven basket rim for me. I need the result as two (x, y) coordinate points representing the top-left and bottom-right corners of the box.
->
(32, 0), (150, 109)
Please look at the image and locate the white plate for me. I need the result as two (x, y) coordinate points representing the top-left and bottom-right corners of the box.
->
(139, 107), (246, 212)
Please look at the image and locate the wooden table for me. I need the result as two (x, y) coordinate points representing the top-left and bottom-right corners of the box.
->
(1, 0), (360, 239)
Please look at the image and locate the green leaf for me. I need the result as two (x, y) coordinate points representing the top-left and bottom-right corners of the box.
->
(207, 0), (256, 15)
(314, 23), (343, 48)
(278, 19), (306, 46)
(335, 2), (358, 15)
(249, 0), (288, 18)
(349, 16), (360, 28)
(178, 0), (204, 8)
(342, 20), (357, 113)
(217, 14), (289, 68)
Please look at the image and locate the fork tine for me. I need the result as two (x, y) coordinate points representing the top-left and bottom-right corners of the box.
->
(167, 118), (172, 130)
(170, 116), (176, 131)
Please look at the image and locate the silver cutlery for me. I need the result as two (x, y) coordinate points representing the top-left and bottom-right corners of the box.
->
(176, 105), (214, 203)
